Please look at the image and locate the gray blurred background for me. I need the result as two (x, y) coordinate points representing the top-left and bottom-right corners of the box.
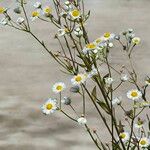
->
(0, 0), (150, 149)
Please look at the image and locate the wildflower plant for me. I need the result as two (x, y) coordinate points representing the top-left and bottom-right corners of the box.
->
(1, 0), (150, 149)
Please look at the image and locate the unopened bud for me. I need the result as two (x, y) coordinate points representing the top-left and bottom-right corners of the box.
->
(70, 85), (80, 93)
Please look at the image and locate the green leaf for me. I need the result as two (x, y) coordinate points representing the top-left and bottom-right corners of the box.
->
(97, 101), (110, 114)
(91, 86), (97, 101)
(84, 10), (91, 21)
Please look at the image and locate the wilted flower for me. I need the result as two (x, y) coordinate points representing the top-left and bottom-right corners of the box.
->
(127, 89), (142, 101)
(16, 17), (25, 24)
(52, 82), (66, 94)
(132, 37), (140, 45)
(119, 132), (129, 142)
(77, 117), (87, 125)
(139, 137), (150, 148)
(41, 98), (57, 115)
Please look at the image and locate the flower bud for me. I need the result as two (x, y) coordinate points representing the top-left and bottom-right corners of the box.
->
(114, 35), (120, 40)
(70, 85), (80, 93)
(14, 7), (21, 14)
(61, 97), (71, 105)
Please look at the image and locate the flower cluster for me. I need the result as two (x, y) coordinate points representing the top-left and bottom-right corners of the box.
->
(1, 0), (150, 149)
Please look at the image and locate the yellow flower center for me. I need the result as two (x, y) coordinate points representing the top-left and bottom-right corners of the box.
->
(0, 7), (4, 14)
(56, 85), (63, 91)
(72, 10), (80, 17)
(32, 11), (39, 17)
(95, 38), (102, 44)
(75, 76), (82, 82)
(120, 133), (126, 139)
(104, 32), (111, 38)
(86, 43), (96, 49)
(131, 91), (138, 97)
(46, 103), (53, 110)
(44, 7), (52, 14)
(140, 140), (146, 145)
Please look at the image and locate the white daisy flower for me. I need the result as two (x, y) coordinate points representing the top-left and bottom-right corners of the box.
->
(43, 6), (52, 17)
(139, 137), (150, 148)
(0, 18), (8, 26)
(105, 77), (114, 86)
(127, 89), (142, 101)
(112, 97), (121, 105)
(77, 117), (87, 125)
(102, 32), (115, 41)
(52, 82), (66, 94)
(70, 9), (80, 20)
(71, 74), (86, 85)
(121, 74), (128, 82)
(119, 132), (129, 142)
(41, 98), (57, 115)
(16, 17), (24, 24)
(83, 43), (97, 54)
(134, 118), (144, 129)
(132, 37), (140, 45)
(94, 37), (103, 45)
(34, 2), (42, 9)
(31, 10), (40, 21)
